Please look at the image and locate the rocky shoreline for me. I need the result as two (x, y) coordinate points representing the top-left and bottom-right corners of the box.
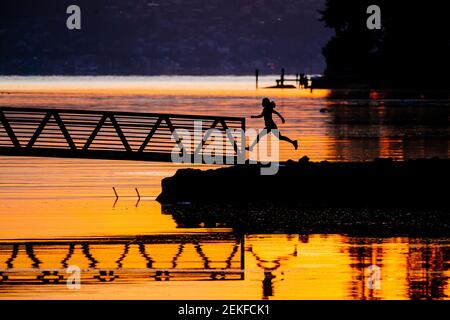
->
(157, 157), (450, 233)
(162, 204), (450, 235)
(157, 157), (450, 209)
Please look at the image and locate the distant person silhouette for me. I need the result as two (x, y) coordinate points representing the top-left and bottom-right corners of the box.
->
(247, 98), (298, 151)
(299, 73), (308, 88)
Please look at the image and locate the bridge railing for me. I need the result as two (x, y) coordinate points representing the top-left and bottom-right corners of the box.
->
(0, 107), (246, 163)
(0, 235), (245, 283)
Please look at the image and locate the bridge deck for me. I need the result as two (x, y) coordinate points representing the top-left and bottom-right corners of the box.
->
(0, 107), (246, 163)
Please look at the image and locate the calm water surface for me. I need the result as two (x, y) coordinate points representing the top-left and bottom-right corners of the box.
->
(0, 76), (449, 299)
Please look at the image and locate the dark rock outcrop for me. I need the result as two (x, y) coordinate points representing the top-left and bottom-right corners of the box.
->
(157, 157), (450, 210)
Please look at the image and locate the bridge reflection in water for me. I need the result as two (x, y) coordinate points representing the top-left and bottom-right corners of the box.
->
(0, 234), (244, 284)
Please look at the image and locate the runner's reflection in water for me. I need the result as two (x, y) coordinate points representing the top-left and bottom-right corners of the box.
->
(248, 241), (298, 300)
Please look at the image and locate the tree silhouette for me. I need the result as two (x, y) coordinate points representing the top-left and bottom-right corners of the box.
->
(320, 0), (450, 89)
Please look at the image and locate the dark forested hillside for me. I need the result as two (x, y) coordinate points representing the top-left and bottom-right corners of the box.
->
(320, 0), (450, 89)
(0, 0), (331, 75)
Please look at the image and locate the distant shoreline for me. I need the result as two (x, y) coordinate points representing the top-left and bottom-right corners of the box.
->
(1, 74), (448, 92)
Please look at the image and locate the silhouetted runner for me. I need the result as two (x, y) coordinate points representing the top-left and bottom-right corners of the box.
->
(247, 98), (298, 151)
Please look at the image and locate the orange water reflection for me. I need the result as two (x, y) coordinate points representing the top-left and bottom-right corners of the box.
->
(1, 235), (449, 300)
(0, 77), (449, 300)
(1, 76), (448, 162)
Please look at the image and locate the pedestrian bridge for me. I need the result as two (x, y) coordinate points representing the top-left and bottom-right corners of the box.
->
(0, 107), (246, 163)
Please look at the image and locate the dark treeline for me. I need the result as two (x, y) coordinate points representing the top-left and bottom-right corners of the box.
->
(320, 0), (450, 89)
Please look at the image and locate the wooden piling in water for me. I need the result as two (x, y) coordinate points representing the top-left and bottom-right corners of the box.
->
(280, 68), (285, 87)
(135, 188), (141, 199)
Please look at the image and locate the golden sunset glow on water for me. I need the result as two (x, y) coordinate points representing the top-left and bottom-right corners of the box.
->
(1, 235), (449, 300)
(1, 76), (449, 300)
(0, 76), (330, 98)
